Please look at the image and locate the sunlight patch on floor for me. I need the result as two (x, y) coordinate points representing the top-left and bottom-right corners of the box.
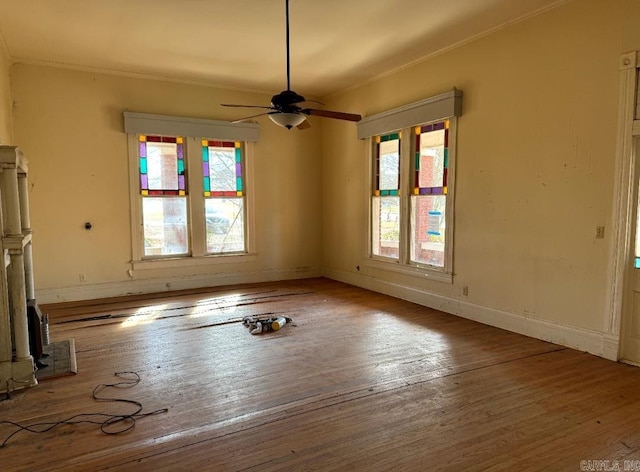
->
(121, 303), (168, 328)
(189, 293), (242, 318)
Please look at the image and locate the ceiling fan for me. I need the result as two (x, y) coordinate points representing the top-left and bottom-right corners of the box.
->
(221, 0), (362, 130)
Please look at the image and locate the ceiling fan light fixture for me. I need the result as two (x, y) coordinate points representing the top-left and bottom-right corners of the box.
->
(269, 112), (306, 129)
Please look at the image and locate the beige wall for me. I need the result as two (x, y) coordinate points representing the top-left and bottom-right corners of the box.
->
(321, 0), (640, 350)
(10, 65), (323, 300)
(0, 41), (13, 144)
(9, 0), (640, 357)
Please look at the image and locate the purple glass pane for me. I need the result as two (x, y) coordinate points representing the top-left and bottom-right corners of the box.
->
(178, 175), (185, 190)
(203, 161), (209, 177)
(236, 162), (242, 177)
(140, 174), (148, 190)
(177, 145), (184, 159)
(432, 187), (444, 195)
(139, 142), (146, 158)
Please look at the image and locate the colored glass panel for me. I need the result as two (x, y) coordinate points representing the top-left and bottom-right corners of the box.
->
(202, 140), (244, 197)
(138, 135), (186, 195)
(376, 133), (400, 192)
(413, 120), (449, 195)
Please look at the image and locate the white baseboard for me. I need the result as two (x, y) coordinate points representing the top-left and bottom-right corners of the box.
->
(324, 267), (621, 361)
(35, 267), (322, 304)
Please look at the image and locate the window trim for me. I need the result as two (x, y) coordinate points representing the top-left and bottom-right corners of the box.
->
(356, 88), (462, 140)
(124, 112), (259, 142)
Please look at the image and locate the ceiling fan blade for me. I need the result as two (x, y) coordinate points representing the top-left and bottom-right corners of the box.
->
(296, 120), (312, 130)
(303, 108), (362, 122)
(299, 99), (324, 107)
(231, 112), (273, 123)
(221, 104), (273, 109)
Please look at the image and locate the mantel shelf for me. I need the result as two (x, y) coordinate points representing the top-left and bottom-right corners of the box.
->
(3, 233), (32, 251)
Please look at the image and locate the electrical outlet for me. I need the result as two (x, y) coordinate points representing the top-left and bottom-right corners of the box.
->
(462, 285), (469, 296)
(595, 226), (605, 239)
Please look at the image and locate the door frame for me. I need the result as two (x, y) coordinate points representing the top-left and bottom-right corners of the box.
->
(608, 51), (640, 362)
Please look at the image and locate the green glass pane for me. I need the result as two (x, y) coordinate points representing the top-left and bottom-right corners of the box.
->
(202, 146), (209, 161)
(444, 148), (449, 168)
(235, 148), (242, 162)
(140, 158), (147, 174)
(389, 190), (399, 196)
(415, 152), (420, 170)
(236, 177), (243, 191)
(636, 258), (640, 269)
(178, 160), (185, 173)
(381, 133), (400, 142)
(204, 178), (211, 192)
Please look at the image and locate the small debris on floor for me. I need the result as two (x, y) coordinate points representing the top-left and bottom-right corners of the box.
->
(243, 315), (293, 335)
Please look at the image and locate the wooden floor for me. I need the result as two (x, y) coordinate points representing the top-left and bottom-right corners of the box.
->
(1, 278), (640, 471)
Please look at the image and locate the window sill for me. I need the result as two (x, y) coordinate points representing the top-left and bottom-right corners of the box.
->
(131, 253), (257, 271)
(364, 257), (453, 284)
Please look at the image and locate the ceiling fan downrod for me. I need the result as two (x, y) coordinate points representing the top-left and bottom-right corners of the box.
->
(285, 0), (291, 92)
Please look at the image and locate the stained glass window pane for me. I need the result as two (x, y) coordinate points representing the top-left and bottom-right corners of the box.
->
(142, 197), (188, 256)
(418, 129), (445, 188)
(205, 198), (245, 253)
(208, 146), (237, 192)
(147, 142), (179, 190)
(372, 196), (400, 260)
(410, 195), (446, 267)
(379, 139), (400, 191)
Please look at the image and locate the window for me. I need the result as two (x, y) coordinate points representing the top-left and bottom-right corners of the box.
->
(410, 121), (450, 267)
(358, 89), (462, 281)
(139, 135), (189, 257)
(372, 133), (401, 259)
(369, 119), (456, 278)
(202, 140), (245, 254)
(124, 112), (259, 268)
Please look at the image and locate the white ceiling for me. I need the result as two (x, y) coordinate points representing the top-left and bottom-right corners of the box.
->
(0, 0), (567, 98)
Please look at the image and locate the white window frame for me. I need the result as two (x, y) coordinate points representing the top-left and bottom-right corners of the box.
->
(124, 112), (259, 271)
(358, 89), (462, 283)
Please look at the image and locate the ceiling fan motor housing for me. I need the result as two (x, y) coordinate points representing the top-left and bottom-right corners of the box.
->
(271, 90), (306, 109)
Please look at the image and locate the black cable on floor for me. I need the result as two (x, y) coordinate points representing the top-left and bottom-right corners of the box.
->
(0, 371), (168, 447)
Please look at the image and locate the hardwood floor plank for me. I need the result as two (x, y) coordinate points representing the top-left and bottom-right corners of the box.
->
(1, 278), (639, 471)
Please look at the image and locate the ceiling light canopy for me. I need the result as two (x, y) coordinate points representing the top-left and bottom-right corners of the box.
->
(269, 112), (306, 129)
